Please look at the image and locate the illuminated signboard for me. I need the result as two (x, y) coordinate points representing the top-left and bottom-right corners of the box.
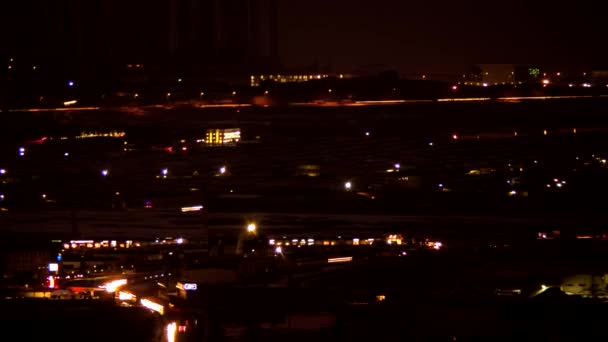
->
(183, 283), (197, 291)
(48, 263), (59, 272)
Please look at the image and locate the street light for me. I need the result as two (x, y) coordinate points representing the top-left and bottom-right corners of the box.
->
(344, 181), (352, 191)
(101, 169), (109, 177)
(219, 166), (226, 175)
(247, 223), (256, 233)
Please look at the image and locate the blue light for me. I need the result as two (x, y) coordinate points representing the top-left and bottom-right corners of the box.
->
(68, 81), (74, 87)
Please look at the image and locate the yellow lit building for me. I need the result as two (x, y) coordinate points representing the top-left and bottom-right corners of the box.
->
(202, 128), (241, 146)
(296, 164), (321, 177)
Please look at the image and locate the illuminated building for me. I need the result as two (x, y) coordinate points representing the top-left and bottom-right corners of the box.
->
(476, 64), (517, 85)
(462, 65), (483, 84)
(2, 249), (51, 278)
(0, 238), (53, 279)
(250, 73), (350, 87)
(513, 65), (543, 84)
(202, 128), (241, 146)
(462, 65), (544, 85)
(560, 274), (608, 298)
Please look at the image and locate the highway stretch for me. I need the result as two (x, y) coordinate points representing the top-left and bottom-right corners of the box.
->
(0, 209), (593, 239)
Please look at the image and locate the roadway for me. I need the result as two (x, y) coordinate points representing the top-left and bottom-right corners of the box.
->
(3, 94), (606, 114)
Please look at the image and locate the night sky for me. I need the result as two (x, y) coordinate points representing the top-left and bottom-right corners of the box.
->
(279, 0), (605, 73)
(1, 0), (605, 74)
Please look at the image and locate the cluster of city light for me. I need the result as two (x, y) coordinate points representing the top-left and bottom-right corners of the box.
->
(270, 237), (379, 247)
(118, 291), (136, 301)
(153, 237), (185, 245)
(426, 241), (443, 250)
(141, 298), (164, 315)
(547, 178), (567, 189)
(63, 240), (136, 249)
(102, 279), (127, 293)
(250, 73), (340, 87)
(181, 205), (203, 213)
(76, 131), (126, 139)
(386, 234), (403, 245)
(386, 163), (401, 173)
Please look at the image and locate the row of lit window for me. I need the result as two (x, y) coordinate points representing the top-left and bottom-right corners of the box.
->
(252, 74), (331, 80)
(268, 236), (442, 249)
(251, 74), (344, 87)
(202, 129), (241, 145)
(63, 240), (137, 250)
(76, 131), (126, 139)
